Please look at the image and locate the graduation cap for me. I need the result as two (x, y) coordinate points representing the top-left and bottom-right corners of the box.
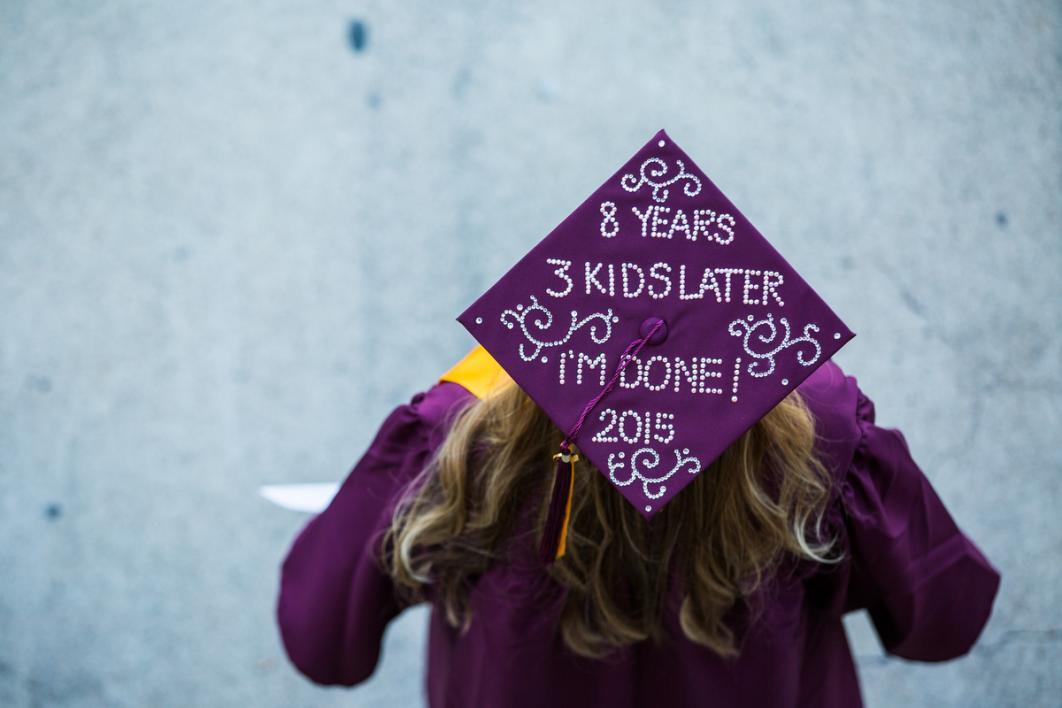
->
(458, 129), (853, 563)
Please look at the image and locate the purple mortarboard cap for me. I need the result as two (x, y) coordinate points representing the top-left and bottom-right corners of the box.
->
(458, 129), (853, 523)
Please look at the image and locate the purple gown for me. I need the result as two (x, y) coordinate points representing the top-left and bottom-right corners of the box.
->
(276, 361), (1000, 707)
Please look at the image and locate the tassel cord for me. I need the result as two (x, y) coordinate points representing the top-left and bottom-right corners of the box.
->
(539, 320), (664, 563)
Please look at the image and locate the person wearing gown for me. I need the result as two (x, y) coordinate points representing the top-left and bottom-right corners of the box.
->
(276, 346), (1000, 707)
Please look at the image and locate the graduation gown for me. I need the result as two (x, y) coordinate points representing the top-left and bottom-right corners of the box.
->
(275, 352), (1000, 707)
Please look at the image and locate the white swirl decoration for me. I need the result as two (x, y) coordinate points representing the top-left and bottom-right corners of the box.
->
(607, 446), (702, 500)
(499, 295), (619, 362)
(728, 313), (822, 379)
(620, 156), (702, 203)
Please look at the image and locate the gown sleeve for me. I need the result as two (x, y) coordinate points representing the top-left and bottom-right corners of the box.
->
(276, 382), (468, 686)
(835, 390), (1002, 661)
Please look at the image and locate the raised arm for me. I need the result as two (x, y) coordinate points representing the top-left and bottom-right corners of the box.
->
(276, 383), (468, 685)
(839, 391), (1001, 661)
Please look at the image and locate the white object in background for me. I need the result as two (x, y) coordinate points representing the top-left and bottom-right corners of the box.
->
(259, 483), (340, 513)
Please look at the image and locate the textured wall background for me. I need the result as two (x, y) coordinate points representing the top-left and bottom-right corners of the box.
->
(1, 1), (1059, 706)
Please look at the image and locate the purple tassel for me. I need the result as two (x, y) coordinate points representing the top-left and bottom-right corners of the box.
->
(539, 448), (574, 564)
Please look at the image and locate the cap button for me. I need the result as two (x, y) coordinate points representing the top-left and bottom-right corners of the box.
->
(640, 317), (668, 345)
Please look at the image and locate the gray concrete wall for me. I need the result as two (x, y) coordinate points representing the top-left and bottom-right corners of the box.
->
(1, 1), (1058, 706)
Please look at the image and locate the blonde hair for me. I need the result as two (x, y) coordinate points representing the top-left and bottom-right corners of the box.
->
(382, 380), (836, 658)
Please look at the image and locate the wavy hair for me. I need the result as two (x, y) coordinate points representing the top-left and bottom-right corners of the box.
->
(381, 379), (836, 658)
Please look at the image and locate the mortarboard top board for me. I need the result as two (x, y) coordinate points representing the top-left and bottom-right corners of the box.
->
(457, 129), (853, 558)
